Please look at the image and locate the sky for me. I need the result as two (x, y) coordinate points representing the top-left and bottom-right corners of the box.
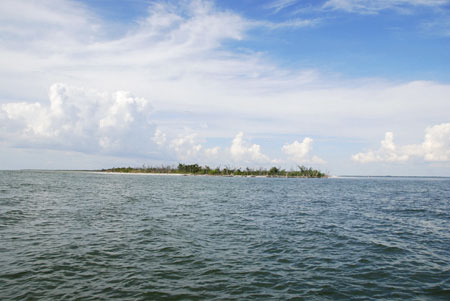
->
(0, 0), (450, 176)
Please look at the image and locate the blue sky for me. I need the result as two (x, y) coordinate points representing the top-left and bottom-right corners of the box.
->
(82, 0), (450, 80)
(1, 0), (450, 175)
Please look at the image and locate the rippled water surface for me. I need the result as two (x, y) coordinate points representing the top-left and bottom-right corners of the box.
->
(1, 171), (450, 300)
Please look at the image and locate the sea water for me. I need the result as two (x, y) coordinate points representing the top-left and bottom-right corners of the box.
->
(1, 171), (449, 300)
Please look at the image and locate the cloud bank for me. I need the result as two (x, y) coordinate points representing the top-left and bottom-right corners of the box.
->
(0, 83), (155, 155)
(352, 123), (450, 163)
(0, 80), (325, 167)
(149, 129), (323, 167)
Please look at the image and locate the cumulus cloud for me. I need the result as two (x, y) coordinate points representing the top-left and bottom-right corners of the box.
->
(422, 123), (450, 161)
(169, 133), (203, 161)
(0, 83), (155, 155)
(352, 132), (410, 163)
(157, 131), (221, 163)
(230, 132), (270, 164)
(157, 131), (276, 166)
(0, 80), (327, 165)
(282, 137), (325, 164)
(282, 137), (312, 159)
(152, 131), (325, 167)
(352, 123), (450, 163)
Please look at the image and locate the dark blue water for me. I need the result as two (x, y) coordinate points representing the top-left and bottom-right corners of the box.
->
(1, 171), (449, 300)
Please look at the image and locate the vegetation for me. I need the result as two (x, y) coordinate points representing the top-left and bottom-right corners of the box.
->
(100, 163), (327, 178)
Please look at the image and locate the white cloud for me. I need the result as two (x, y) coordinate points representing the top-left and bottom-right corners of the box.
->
(256, 18), (319, 30)
(265, 0), (298, 13)
(282, 137), (325, 164)
(0, 0), (250, 95)
(352, 132), (410, 163)
(0, 0), (101, 65)
(2, 0), (448, 144)
(152, 129), (222, 163)
(423, 123), (450, 161)
(169, 133), (203, 161)
(0, 0), (449, 174)
(152, 129), (167, 146)
(230, 132), (270, 164)
(0, 0), (316, 98)
(0, 83), (155, 155)
(155, 130), (272, 165)
(204, 146), (220, 157)
(155, 131), (273, 166)
(323, 0), (449, 14)
(153, 131), (325, 167)
(352, 123), (450, 163)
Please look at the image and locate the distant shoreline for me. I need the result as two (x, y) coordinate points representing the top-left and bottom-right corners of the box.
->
(92, 171), (326, 178)
(2, 170), (449, 178)
(95, 163), (328, 178)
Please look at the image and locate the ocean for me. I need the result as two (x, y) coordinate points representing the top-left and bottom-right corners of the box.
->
(1, 170), (449, 300)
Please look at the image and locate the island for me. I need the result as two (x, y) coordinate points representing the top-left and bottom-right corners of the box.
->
(99, 163), (327, 178)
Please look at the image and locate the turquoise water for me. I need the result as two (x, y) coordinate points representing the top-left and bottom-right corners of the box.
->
(1, 171), (449, 300)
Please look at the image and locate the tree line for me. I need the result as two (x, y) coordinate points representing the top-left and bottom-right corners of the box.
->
(101, 163), (327, 178)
